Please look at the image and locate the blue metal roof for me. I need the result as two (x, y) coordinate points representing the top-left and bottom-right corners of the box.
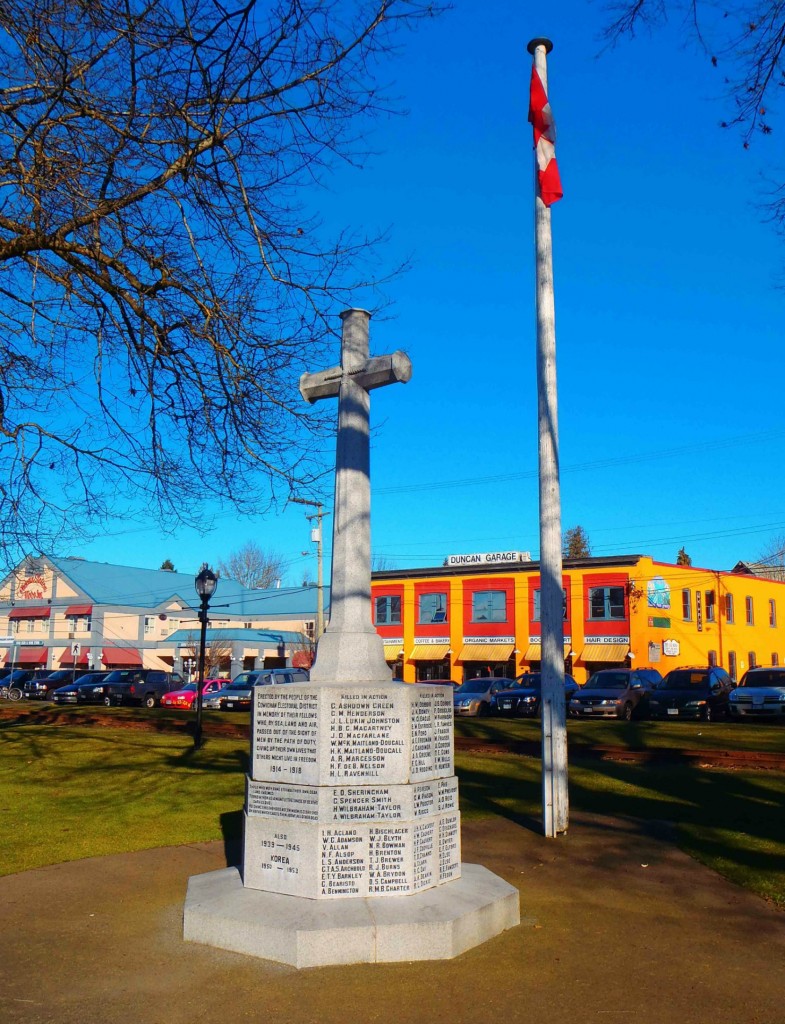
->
(47, 556), (329, 616)
(166, 627), (307, 645)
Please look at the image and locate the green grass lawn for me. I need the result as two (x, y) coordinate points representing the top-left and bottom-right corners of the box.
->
(1, 713), (783, 908)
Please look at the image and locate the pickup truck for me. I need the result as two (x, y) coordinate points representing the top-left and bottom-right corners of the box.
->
(103, 669), (185, 708)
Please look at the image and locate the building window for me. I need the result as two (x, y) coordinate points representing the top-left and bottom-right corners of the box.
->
(708, 650), (717, 667)
(471, 590), (507, 623)
(728, 651), (737, 681)
(725, 593), (734, 623)
(705, 591), (716, 622)
(418, 592), (448, 624)
(769, 599), (777, 627)
(749, 651), (757, 669)
(588, 586), (625, 621)
(304, 620), (315, 641)
(25, 619), (35, 633)
(772, 653), (779, 666)
(533, 589), (568, 623)
(68, 615), (78, 633)
(682, 589), (692, 621)
(144, 616), (154, 635)
(374, 595), (401, 625)
(746, 596), (754, 625)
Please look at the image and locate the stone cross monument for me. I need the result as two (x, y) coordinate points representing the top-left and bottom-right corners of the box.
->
(183, 308), (520, 968)
(300, 308), (410, 684)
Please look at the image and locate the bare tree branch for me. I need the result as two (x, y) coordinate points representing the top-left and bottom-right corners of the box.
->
(0, 0), (441, 568)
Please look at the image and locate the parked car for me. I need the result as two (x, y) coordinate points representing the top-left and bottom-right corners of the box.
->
(51, 672), (109, 705)
(103, 669), (186, 708)
(161, 679), (225, 710)
(728, 667), (785, 720)
(648, 666), (735, 721)
(490, 673), (579, 717)
(568, 668), (661, 720)
(209, 668), (310, 712)
(453, 677), (516, 717)
(23, 668), (94, 701)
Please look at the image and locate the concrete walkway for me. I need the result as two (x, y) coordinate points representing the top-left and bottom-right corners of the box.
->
(1, 813), (782, 1024)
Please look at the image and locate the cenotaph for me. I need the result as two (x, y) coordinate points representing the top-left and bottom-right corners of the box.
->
(183, 309), (520, 967)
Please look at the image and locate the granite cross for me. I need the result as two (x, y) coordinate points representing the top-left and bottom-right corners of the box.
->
(299, 308), (411, 684)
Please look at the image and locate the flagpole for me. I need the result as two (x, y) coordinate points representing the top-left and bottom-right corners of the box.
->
(527, 36), (568, 837)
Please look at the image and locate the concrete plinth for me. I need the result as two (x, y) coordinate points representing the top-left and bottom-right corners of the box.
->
(183, 862), (520, 969)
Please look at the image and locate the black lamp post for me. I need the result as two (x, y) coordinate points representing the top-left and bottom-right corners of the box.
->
(194, 563), (218, 750)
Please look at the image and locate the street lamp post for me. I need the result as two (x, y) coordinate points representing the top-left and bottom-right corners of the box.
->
(193, 564), (218, 750)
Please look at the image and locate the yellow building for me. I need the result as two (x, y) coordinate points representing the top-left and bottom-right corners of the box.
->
(371, 552), (785, 685)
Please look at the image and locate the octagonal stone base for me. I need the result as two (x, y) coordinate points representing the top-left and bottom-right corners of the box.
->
(183, 862), (520, 968)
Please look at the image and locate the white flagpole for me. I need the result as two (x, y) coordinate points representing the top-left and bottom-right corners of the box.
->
(528, 37), (568, 837)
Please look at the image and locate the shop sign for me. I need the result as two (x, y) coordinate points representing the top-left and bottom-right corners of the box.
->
(696, 591), (703, 632)
(584, 635), (630, 644)
(446, 550), (531, 567)
(648, 617), (671, 628)
(18, 573), (47, 599)
(663, 639), (680, 657)
(528, 636), (572, 644)
(415, 637), (449, 644)
(463, 636), (515, 644)
(648, 642), (662, 663)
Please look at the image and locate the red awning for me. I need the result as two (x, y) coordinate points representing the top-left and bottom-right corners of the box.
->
(9, 606), (51, 619)
(64, 604), (93, 616)
(59, 650), (90, 667)
(17, 647), (48, 665)
(102, 647), (142, 667)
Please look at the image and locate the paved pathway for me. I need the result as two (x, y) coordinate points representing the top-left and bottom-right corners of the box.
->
(1, 813), (782, 1024)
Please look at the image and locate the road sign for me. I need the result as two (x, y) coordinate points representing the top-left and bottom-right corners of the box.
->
(71, 642), (81, 657)
(0, 635), (15, 644)
(17, 640), (44, 647)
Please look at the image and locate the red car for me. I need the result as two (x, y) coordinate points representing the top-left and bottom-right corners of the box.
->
(161, 679), (225, 709)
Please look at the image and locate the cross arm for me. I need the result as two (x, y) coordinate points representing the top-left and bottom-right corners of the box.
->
(300, 351), (412, 404)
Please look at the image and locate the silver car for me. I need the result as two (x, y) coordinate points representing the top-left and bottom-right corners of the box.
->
(453, 677), (517, 717)
(207, 668), (310, 712)
(729, 667), (785, 719)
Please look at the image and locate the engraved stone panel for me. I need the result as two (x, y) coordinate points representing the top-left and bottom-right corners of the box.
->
(243, 811), (462, 899)
(246, 776), (459, 824)
(251, 683), (453, 786)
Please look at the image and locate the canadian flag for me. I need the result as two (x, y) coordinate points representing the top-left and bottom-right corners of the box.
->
(528, 66), (563, 206)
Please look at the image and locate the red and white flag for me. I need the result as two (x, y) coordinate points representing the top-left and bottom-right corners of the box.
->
(528, 66), (563, 206)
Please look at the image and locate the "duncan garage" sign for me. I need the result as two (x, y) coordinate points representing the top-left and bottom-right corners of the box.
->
(445, 550), (531, 567)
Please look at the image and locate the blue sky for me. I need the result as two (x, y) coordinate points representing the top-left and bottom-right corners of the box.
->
(77, 0), (785, 583)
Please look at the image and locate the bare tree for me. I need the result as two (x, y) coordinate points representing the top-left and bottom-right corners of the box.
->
(563, 525), (591, 559)
(0, 0), (439, 569)
(602, 2), (784, 148)
(754, 534), (785, 580)
(218, 542), (284, 589)
(181, 633), (232, 678)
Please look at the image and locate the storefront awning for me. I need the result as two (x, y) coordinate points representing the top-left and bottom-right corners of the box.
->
(457, 643), (514, 662)
(17, 647), (48, 665)
(9, 606), (50, 619)
(522, 642), (572, 661)
(64, 604), (93, 616)
(383, 643), (404, 661)
(580, 643), (629, 663)
(102, 647), (142, 667)
(59, 650), (89, 667)
(410, 643), (450, 661)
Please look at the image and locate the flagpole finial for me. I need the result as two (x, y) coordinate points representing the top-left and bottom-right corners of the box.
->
(527, 38), (553, 55)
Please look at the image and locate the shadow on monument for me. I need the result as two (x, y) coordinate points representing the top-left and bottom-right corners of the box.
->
(219, 809), (244, 867)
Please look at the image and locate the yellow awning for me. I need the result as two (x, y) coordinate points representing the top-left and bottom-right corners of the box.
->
(457, 643), (514, 662)
(523, 642), (572, 661)
(410, 644), (450, 661)
(383, 643), (403, 661)
(580, 643), (629, 663)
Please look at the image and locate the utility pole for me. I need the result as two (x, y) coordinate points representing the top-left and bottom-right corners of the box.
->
(290, 497), (329, 639)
